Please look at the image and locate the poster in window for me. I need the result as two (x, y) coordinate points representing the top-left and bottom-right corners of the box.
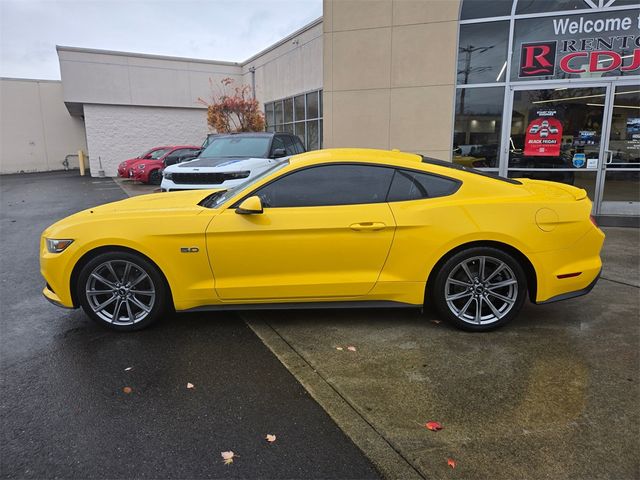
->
(524, 110), (563, 157)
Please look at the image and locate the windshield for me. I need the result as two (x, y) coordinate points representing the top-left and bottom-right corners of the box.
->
(149, 148), (171, 159)
(200, 136), (271, 159)
(200, 159), (290, 209)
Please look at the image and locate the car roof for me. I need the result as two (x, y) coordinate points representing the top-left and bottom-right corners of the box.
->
(286, 148), (522, 186)
(214, 132), (297, 139)
(289, 148), (423, 168)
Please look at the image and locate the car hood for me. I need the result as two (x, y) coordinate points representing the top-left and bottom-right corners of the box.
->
(43, 190), (224, 237)
(93, 189), (222, 213)
(171, 156), (275, 171)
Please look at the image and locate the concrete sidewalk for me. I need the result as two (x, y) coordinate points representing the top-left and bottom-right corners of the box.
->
(244, 227), (640, 479)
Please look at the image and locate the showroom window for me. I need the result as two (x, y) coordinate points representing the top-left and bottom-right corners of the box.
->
(264, 90), (323, 151)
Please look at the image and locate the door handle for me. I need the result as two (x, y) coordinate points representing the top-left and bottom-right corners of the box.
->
(350, 222), (386, 231)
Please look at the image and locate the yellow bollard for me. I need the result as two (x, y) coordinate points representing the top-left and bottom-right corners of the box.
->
(78, 150), (86, 176)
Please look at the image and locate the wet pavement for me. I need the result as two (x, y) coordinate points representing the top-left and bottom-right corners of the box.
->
(3, 172), (638, 480)
(0, 172), (380, 479)
(245, 228), (640, 479)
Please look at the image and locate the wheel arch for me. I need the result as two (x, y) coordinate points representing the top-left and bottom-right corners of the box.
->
(69, 245), (175, 309)
(425, 240), (538, 304)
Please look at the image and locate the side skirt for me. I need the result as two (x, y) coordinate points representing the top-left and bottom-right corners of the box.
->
(181, 300), (420, 313)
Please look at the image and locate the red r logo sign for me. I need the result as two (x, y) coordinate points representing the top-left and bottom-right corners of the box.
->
(519, 42), (557, 77)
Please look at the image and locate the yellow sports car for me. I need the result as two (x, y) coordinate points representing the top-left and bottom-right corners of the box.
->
(40, 149), (604, 332)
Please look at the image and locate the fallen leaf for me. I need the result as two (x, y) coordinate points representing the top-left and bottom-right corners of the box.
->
(187, 382), (194, 389)
(221, 451), (235, 465)
(447, 458), (456, 469)
(265, 434), (276, 443)
(122, 386), (133, 394)
(336, 347), (344, 351)
(347, 346), (357, 352)
(425, 421), (443, 431)
(431, 319), (442, 324)
(124, 367), (133, 371)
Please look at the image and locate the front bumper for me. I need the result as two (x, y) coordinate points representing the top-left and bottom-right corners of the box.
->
(42, 285), (75, 309)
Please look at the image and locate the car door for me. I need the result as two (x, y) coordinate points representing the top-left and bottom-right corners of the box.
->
(206, 163), (397, 301)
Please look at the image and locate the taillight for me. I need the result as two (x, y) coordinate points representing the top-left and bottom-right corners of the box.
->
(590, 215), (598, 227)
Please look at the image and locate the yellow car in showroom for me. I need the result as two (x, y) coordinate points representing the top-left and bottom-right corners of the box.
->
(40, 149), (604, 332)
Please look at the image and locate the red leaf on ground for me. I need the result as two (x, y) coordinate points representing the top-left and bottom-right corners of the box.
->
(447, 458), (456, 469)
(425, 421), (443, 431)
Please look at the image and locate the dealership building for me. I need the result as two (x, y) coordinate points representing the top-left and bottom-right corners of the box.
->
(1, 0), (638, 223)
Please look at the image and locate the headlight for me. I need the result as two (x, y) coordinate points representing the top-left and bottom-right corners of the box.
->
(138, 164), (146, 170)
(46, 238), (74, 253)
(163, 172), (173, 180)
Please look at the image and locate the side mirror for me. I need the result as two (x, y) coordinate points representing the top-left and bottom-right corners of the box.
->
(235, 196), (263, 215)
(271, 148), (287, 158)
(144, 153), (154, 159)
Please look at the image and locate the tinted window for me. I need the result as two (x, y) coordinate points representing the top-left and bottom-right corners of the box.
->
(254, 164), (395, 208)
(453, 87), (504, 168)
(283, 136), (297, 156)
(461, 0), (513, 19)
(388, 170), (460, 202)
(293, 136), (305, 154)
(271, 136), (285, 155)
(457, 22), (509, 85)
(515, 0), (637, 14)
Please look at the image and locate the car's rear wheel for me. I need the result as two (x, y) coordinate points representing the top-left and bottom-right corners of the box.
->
(77, 251), (168, 331)
(430, 247), (527, 331)
(148, 170), (162, 185)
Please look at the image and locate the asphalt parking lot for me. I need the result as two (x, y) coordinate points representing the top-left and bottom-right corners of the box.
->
(2, 173), (639, 480)
(0, 172), (379, 479)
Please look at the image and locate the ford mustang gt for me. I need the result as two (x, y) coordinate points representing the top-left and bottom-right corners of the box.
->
(40, 149), (604, 332)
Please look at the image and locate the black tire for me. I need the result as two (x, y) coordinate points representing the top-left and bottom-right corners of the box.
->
(148, 169), (162, 185)
(77, 251), (169, 331)
(430, 247), (527, 332)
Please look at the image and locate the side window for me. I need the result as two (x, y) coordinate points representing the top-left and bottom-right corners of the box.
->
(387, 169), (460, 202)
(283, 136), (297, 156)
(254, 164), (395, 208)
(270, 136), (285, 156)
(293, 136), (305, 153)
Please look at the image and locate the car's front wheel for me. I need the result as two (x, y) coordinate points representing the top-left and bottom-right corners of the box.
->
(77, 251), (168, 331)
(430, 247), (527, 332)
(148, 170), (162, 185)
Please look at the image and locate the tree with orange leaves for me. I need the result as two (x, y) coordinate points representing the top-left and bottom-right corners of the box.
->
(198, 77), (265, 133)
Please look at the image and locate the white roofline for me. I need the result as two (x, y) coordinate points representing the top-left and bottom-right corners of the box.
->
(241, 17), (323, 65)
(55, 16), (323, 68)
(55, 45), (241, 67)
(1, 77), (61, 83)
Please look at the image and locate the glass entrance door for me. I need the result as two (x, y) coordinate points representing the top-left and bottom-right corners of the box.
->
(505, 84), (609, 202)
(596, 85), (640, 218)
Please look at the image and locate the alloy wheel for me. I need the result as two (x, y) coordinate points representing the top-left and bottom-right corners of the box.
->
(444, 256), (518, 326)
(85, 260), (156, 325)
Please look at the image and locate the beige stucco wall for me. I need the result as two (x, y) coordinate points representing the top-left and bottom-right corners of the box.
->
(0, 78), (87, 174)
(241, 20), (323, 105)
(58, 47), (243, 110)
(323, 0), (460, 161)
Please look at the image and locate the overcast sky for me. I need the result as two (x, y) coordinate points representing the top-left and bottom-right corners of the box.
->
(0, 0), (322, 80)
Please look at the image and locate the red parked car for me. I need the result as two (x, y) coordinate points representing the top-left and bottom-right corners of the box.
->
(117, 146), (173, 178)
(128, 145), (201, 185)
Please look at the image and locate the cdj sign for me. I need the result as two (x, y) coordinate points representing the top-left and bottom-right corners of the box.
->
(517, 10), (640, 78)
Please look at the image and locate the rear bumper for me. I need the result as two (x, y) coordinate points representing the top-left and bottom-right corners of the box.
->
(531, 226), (605, 303)
(535, 269), (600, 304)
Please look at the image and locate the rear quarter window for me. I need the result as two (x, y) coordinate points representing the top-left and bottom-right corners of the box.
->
(387, 169), (460, 202)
